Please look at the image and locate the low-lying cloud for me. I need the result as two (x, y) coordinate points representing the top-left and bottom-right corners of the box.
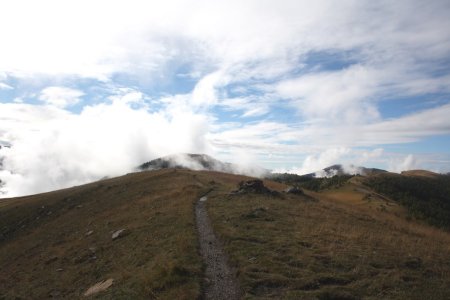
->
(0, 91), (211, 197)
(39, 87), (84, 108)
(1, 1), (450, 196)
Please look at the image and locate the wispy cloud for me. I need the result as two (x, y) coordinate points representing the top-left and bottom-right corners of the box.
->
(0, 91), (211, 196)
(1, 0), (450, 196)
(0, 82), (13, 90)
(39, 87), (84, 108)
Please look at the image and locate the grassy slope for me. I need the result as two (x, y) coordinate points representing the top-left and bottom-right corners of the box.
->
(317, 177), (407, 217)
(364, 173), (450, 229)
(207, 178), (450, 299)
(0, 169), (207, 299)
(2, 169), (450, 299)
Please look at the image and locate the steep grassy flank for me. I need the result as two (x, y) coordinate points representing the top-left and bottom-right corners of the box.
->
(207, 183), (450, 299)
(401, 170), (440, 178)
(269, 173), (354, 192)
(365, 173), (450, 229)
(310, 176), (407, 217)
(3, 169), (450, 299)
(0, 169), (206, 299)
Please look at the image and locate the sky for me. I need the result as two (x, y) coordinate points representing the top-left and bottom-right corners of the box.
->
(1, 0), (450, 197)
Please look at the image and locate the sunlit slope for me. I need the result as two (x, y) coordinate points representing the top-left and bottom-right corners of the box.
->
(270, 170), (450, 230)
(314, 176), (406, 216)
(401, 169), (441, 178)
(0, 169), (210, 299)
(364, 172), (450, 229)
(206, 179), (450, 299)
(1, 169), (450, 299)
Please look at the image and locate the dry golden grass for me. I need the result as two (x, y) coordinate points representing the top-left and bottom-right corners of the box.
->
(401, 170), (440, 178)
(316, 180), (406, 217)
(206, 178), (450, 299)
(2, 169), (450, 299)
(0, 169), (207, 299)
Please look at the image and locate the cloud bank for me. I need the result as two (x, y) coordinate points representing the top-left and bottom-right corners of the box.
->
(1, 0), (450, 196)
(0, 91), (210, 196)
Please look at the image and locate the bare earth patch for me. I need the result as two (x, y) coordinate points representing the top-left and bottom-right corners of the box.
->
(83, 278), (113, 297)
(195, 196), (240, 300)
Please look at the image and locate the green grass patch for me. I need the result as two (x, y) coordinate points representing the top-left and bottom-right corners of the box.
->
(207, 186), (450, 299)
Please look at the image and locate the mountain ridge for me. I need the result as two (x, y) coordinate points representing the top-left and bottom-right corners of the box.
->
(138, 153), (269, 177)
(1, 169), (450, 298)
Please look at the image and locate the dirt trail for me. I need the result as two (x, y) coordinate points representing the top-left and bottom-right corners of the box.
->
(195, 195), (240, 300)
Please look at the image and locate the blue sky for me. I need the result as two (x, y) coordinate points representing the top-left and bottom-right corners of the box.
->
(1, 0), (450, 196)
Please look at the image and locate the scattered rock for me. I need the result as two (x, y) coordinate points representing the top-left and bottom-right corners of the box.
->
(242, 207), (275, 221)
(45, 256), (58, 265)
(244, 207), (268, 218)
(231, 180), (278, 195)
(73, 255), (87, 264)
(83, 278), (114, 297)
(49, 290), (61, 298)
(112, 229), (126, 240)
(196, 193), (241, 299)
(404, 257), (422, 269)
(284, 186), (304, 195)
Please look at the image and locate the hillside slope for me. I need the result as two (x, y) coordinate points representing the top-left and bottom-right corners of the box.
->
(1, 169), (450, 299)
(139, 153), (269, 177)
(364, 172), (450, 229)
(206, 178), (450, 299)
(0, 169), (210, 299)
(270, 171), (450, 231)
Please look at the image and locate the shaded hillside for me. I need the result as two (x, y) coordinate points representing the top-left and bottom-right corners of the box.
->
(401, 169), (441, 178)
(364, 173), (450, 229)
(207, 177), (450, 299)
(268, 164), (387, 187)
(1, 169), (450, 299)
(321, 164), (387, 176)
(0, 169), (209, 299)
(139, 153), (234, 172)
(268, 173), (354, 191)
(139, 153), (268, 177)
(271, 170), (450, 231)
(276, 164), (388, 178)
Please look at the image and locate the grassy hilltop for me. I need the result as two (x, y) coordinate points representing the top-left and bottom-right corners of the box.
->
(0, 168), (450, 299)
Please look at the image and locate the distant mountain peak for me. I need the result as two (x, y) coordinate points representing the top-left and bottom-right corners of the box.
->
(311, 164), (387, 178)
(139, 153), (269, 177)
(139, 153), (231, 171)
(401, 169), (440, 178)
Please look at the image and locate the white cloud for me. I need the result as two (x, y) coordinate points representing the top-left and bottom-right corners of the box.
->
(389, 154), (419, 173)
(274, 147), (351, 175)
(191, 71), (228, 107)
(0, 1), (448, 83)
(219, 96), (271, 118)
(362, 103), (450, 144)
(0, 82), (13, 90)
(359, 148), (384, 163)
(1, 1), (450, 195)
(0, 92), (211, 197)
(39, 87), (84, 108)
(276, 65), (380, 124)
